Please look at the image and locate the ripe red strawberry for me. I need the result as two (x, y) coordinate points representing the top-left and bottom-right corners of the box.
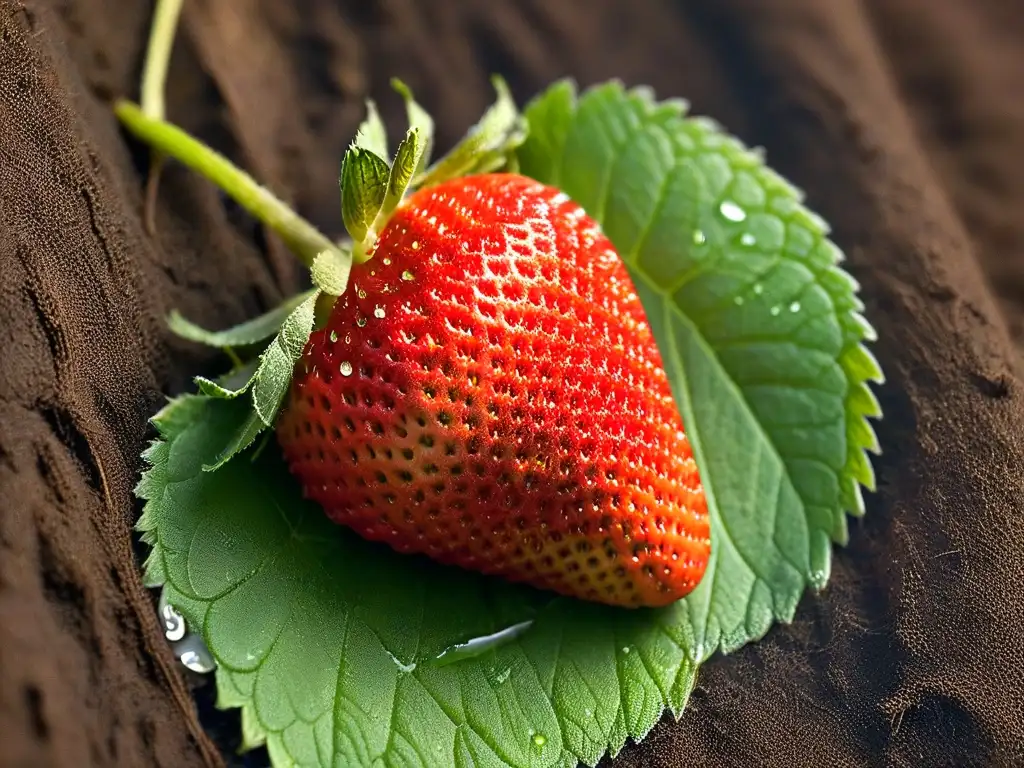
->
(276, 173), (710, 607)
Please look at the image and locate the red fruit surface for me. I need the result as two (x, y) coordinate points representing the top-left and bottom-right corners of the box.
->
(276, 173), (710, 607)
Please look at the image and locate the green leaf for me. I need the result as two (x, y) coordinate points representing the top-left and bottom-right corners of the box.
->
(391, 78), (434, 177)
(417, 76), (527, 188)
(167, 289), (316, 350)
(340, 146), (389, 244)
(138, 401), (698, 768)
(518, 80), (882, 655)
(354, 99), (388, 159)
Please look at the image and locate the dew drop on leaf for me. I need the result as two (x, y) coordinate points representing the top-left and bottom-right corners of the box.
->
(770, 305), (781, 316)
(740, 232), (756, 247)
(532, 733), (547, 748)
(159, 592), (186, 642)
(177, 634), (216, 674)
(692, 229), (706, 245)
(789, 301), (802, 313)
(719, 200), (747, 222)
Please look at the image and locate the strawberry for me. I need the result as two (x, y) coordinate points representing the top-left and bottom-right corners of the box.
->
(276, 173), (710, 607)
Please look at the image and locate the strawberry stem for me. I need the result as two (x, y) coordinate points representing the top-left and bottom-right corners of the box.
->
(115, 100), (344, 270)
(137, 0), (183, 235)
(139, 0), (183, 122)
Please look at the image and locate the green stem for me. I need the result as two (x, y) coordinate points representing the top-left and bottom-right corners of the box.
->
(140, 0), (184, 120)
(115, 100), (340, 269)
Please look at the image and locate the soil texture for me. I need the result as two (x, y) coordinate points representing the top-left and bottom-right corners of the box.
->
(1, 0), (1023, 766)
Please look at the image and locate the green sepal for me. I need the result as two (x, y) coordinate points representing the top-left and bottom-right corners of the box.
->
(353, 99), (388, 159)
(391, 78), (434, 177)
(340, 147), (389, 245)
(416, 76), (527, 188)
(194, 357), (260, 400)
(382, 128), (423, 216)
(251, 290), (318, 427)
(167, 289), (316, 350)
(310, 248), (352, 297)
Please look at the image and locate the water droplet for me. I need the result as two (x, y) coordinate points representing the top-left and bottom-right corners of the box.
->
(733, 295), (745, 305)
(411, 240), (420, 250)
(494, 667), (511, 685)
(692, 229), (707, 246)
(770, 305), (781, 316)
(740, 232), (756, 246)
(386, 650), (417, 674)
(753, 283), (764, 295)
(621, 646), (631, 655)
(532, 733), (547, 748)
(382, 257), (392, 265)
(401, 270), (415, 282)
(789, 301), (801, 313)
(433, 620), (534, 666)
(158, 593), (186, 642)
(176, 635), (216, 674)
(374, 305), (386, 319)
(585, 708), (593, 718)
(356, 316), (368, 328)
(329, 330), (338, 343)
(340, 361), (353, 377)
(719, 200), (747, 222)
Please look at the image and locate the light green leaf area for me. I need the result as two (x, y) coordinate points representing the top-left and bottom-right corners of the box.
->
(139, 396), (699, 768)
(518, 80), (882, 656)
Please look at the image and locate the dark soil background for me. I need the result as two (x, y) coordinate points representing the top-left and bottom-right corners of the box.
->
(2, 0), (1023, 766)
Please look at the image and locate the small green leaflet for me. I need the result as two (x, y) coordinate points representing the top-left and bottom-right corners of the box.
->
(137, 80), (882, 767)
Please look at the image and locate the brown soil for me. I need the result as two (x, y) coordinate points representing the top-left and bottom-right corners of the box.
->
(1, 0), (1023, 766)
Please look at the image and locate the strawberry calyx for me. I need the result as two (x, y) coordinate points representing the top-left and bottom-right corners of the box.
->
(343, 76), (526, 266)
(114, 75), (528, 459)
